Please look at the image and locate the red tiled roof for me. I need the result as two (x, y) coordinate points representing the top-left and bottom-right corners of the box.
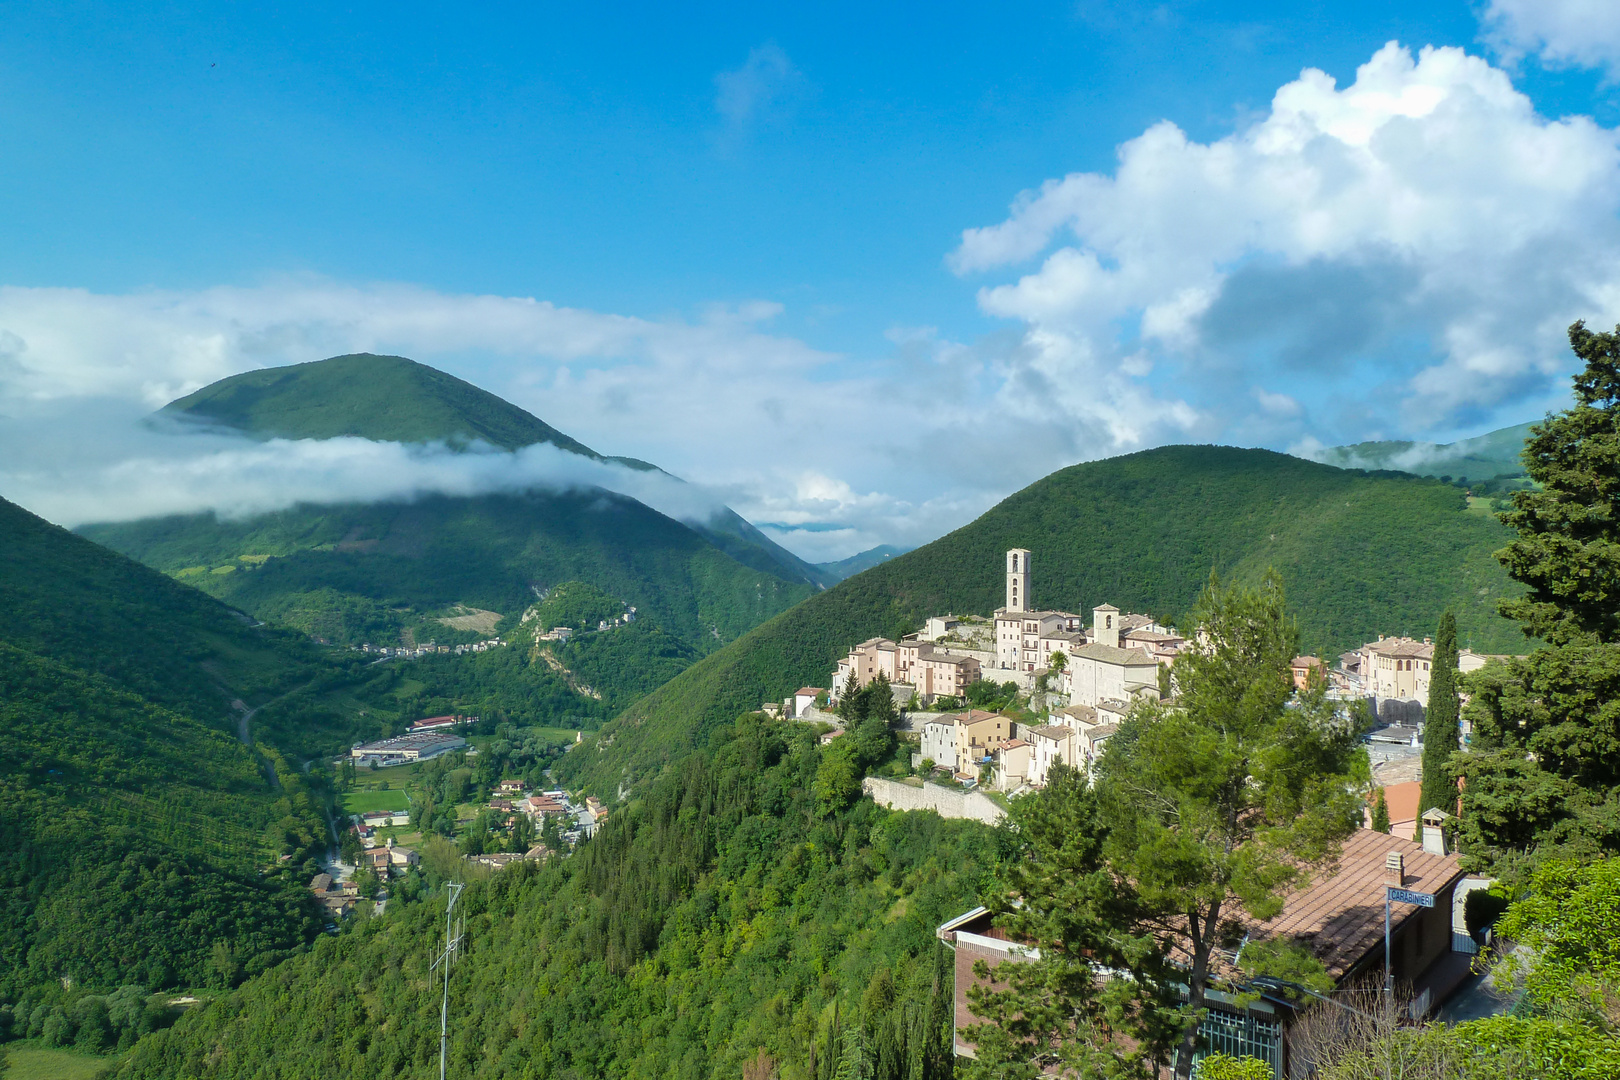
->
(1243, 829), (1464, 978)
(1373, 781), (1423, 825)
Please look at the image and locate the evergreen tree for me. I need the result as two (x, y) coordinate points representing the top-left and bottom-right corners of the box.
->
(1459, 321), (1620, 869)
(1371, 787), (1391, 834)
(1419, 610), (1460, 817)
(1094, 573), (1364, 1079)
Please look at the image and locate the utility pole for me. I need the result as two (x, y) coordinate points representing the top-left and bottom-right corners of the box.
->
(430, 882), (466, 1080)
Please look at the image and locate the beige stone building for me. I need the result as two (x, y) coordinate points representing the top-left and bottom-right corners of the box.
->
(897, 639), (982, 701)
(955, 710), (1016, 778)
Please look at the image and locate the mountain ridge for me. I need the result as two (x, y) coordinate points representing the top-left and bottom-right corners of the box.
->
(157, 352), (832, 590)
(1312, 420), (1536, 481)
(557, 444), (1525, 793)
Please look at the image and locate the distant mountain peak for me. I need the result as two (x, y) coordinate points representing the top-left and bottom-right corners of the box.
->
(159, 352), (601, 457)
(1308, 420), (1536, 480)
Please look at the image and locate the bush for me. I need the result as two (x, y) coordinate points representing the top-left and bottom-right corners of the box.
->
(1197, 1055), (1272, 1080)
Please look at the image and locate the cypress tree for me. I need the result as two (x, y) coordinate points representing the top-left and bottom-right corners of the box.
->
(1420, 610), (1460, 817)
(1371, 786), (1391, 834)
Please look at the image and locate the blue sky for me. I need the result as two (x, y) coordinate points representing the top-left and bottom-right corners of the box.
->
(4, 0), (1620, 559)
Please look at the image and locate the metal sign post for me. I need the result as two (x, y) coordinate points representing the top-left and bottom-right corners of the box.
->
(1383, 887), (1435, 1007)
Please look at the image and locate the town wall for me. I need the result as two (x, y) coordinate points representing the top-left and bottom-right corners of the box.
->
(862, 776), (1006, 825)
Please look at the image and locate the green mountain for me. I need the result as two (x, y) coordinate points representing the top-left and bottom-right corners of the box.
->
(83, 355), (824, 721)
(816, 544), (909, 583)
(558, 445), (1525, 792)
(0, 494), (331, 999)
(160, 353), (598, 456)
(1314, 420), (1536, 482)
(81, 488), (808, 677)
(157, 353), (830, 589)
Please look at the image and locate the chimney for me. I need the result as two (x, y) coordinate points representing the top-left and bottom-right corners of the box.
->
(1385, 851), (1406, 888)
(1421, 808), (1451, 855)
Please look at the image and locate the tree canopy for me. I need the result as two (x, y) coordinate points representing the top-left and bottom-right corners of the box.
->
(1460, 321), (1620, 871)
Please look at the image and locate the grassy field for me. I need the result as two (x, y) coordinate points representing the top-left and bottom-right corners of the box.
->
(5, 1040), (118, 1079)
(340, 788), (411, 814)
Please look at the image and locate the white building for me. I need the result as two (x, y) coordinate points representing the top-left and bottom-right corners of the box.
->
(350, 732), (466, 766)
(920, 718), (959, 772)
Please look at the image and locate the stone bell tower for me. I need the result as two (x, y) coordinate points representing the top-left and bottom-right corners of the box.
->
(1006, 549), (1031, 613)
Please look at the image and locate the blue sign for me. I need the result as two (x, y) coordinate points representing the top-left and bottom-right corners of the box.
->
(1387, 887), (1436, 908)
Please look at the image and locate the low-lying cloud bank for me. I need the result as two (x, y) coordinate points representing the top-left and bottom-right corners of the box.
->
(0, 401), (730, 530)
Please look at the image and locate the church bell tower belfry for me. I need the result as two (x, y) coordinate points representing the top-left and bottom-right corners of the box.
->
(1006, 549), (1031, 613)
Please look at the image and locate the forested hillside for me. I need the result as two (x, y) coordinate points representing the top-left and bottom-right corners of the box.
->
(82, 490), (811, 656)
(81, 353), (828, 722)
(0, 495), (330, 1001)
(559, 446), (1522, 792)
(152, 351), (831, 589)
(112, 715), (988, 1080)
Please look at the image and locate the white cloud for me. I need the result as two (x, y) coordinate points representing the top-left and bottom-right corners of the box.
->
(714, 43), (806, 138)
(0, 281), (1093, 559)
(1483, 0), (1620, 76)
(951, 42), (1620, 441)
(0, 396), (733, 529)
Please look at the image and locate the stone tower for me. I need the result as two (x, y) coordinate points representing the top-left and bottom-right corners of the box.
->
(1093, 604), (1119, 648)
(1006, 549), (1031, 613)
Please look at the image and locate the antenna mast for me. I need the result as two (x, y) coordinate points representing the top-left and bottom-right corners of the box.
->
(430, 882), (466, 1080)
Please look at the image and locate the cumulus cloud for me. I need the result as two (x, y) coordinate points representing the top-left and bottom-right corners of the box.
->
(952, 42), (1620, 443)
(1483, 0), (1620, 76)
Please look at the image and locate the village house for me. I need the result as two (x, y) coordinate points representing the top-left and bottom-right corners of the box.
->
(939, 828), (1473, 1073)
(920, 717), (960, 772)
(1367, 780), (1425, 842)
(1021, 724), (1077, 787)
(360, 837), (420, 876)
(498, 778), (525, 795)
(1289, 655), (1324, 689)
(896, 639), (982, 702)
(792, 687), (826, 718)
(524, 794), (567, 820)
(955, 710), (1017, 779)
(995, 738), (1032, 790)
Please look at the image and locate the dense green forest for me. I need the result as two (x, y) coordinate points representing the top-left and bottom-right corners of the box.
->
(111, 714), (992, 1080)
(557, 446), (1522, 793)
(0, 495), (338, 1003)
(81, 489), (811, 655)
(0, 494), (324, 721)
(160, 353), (602, 456)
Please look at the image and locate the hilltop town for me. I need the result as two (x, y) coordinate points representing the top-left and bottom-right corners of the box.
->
(775, 548), (1509, 806)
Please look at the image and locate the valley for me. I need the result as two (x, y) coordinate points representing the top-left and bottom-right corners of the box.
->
(3, 355), (1616, 1080)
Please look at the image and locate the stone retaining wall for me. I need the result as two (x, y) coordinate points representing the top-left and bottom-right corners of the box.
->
(862, 776), (1006, 825)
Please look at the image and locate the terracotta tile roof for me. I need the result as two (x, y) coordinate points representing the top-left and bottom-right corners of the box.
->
(1365, 637), (1434, 660)
(1243, 829), (1464, 979)
(1073, 643), (1159, 666)
(1001, 738), (1029, 749)
(795, 687), (826, 696)
(1373, 781), (1423, 824)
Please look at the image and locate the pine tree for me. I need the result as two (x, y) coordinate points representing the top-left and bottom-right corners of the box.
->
(1459, 321), (1620, 869)
(1420, 610), (1460, 817)
(1371, 786), (1391, 834)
